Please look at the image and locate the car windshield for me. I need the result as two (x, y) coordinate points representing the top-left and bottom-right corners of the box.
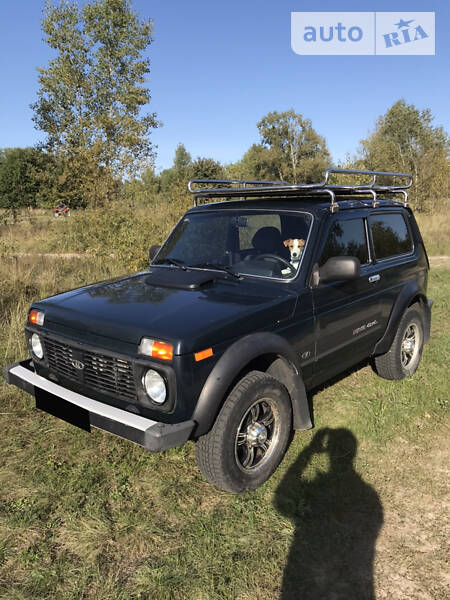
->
(154, 210), (312, 280)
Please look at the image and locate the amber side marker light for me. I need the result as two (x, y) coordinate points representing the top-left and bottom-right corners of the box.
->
(139, 337), (173, 361)
(28, 309), (45, 326)
(195, 347), (213, 362)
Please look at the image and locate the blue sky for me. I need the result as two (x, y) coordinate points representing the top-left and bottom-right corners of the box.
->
(0, 1), (448, 172)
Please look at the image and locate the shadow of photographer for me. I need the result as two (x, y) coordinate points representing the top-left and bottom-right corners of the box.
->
(274, 428), (383, 600)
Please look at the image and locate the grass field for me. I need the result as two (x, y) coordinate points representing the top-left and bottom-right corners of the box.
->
(0, 208), (449, 599)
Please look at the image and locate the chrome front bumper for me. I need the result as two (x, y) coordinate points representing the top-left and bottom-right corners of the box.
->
(4, 359), (194, 452)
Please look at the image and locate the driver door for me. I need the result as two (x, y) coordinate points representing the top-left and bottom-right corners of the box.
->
(312, 215), (383, 383)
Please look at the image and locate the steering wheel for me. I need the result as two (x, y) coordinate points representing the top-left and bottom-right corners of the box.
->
(254, 253), (296, 275)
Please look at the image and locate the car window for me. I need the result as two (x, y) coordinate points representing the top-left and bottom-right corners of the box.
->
(319, 218), (369, 266)
(162, 214), (229, 265)
(156, 210), (312, 280)
(238, 214), (281, 250)
(369, 213), (412, 259)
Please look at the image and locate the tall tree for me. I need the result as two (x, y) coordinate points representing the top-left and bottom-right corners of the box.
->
(32, 0), (158, 204)
(173, 143), (192, 180)
(359, 100), (449, 211)
(256, 110), (331, 183)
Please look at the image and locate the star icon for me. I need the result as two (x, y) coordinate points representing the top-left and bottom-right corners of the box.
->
(395, 18), (414, 29)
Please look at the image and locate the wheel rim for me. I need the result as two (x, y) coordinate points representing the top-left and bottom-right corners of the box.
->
(234, 398), (280, 472)
(401, 323), (420, 368)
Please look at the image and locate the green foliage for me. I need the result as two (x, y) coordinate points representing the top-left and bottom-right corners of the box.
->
(172, 143), (192, 181)
(226, 143), (280, 181)
(41, 197), (191, 271)
(31, 0), (158, 204)
(122, 164), (160, 205)
(226, 110), (331, 183)
(0, 148), (58, 214)
(56, 154), (121, 208)
(359, 100), (449, 212)
(189, 156), (224, 180)
(257, 110), (331, 183)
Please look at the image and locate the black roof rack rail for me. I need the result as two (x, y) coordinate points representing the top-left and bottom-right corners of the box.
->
(187, 168), (412, 212)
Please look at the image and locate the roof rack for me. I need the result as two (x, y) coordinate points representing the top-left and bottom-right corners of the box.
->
(187, 168), (412, 212)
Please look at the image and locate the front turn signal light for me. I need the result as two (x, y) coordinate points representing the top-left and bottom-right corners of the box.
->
(29, 309), (45, 326)
(139, 337), (173, 361)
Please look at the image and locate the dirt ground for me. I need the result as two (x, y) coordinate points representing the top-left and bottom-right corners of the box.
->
(373, 425), (449, 599)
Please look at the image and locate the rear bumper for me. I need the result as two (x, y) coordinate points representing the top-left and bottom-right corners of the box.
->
(4, 359), (195, 452)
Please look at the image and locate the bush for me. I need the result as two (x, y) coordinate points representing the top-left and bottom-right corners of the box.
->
(46, 196), (192, 271)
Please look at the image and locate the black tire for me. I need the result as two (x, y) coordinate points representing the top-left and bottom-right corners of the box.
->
(195, 371), (292, 493)
(373, 306), (424, 381)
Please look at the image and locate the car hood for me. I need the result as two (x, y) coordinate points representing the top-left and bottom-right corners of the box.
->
(35, 270), (297, 354)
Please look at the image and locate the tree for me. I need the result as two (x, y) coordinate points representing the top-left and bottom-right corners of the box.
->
(226, 144), (280, 181)
(256, 110), (331, 183)
(359, 100), (449, 211)
(190, 157), (224, 180)
(173, 143), (192, 181)
(31, 0), (158, 204)
(226, 110), (331, 183)
(0, 148), (59, 215)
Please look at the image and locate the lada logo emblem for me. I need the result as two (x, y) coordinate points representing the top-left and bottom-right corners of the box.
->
(72, 359), (85, 370)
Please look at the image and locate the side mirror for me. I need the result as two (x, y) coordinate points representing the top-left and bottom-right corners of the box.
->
(319, 256), (361, 284)
(149, 245), (161, 261)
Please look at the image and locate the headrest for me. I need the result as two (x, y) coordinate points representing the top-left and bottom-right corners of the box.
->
(252, 227), (283, 252)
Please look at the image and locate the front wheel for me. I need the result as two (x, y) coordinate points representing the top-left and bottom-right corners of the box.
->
(373, 306), (424, 380)
(195, 371), (292, 493)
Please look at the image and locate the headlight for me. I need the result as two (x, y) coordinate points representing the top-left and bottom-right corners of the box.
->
(31, 333), (44, 359)
(142, 369), (167, 404)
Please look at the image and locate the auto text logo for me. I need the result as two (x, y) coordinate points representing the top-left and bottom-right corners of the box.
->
(291, 12), (435, 55)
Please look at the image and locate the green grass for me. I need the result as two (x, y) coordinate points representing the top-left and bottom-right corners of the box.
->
(0, 221), (449, 599)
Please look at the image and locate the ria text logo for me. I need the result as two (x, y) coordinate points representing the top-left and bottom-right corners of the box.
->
(291, 12), (435, 55)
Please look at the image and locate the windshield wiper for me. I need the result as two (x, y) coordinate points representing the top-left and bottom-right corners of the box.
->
(190, 262), (240, 279)
(155, 258), (188, 271)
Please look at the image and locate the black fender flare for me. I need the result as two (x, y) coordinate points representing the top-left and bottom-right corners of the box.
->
(373, 281), (429, 355)
(192, 332), (312, 437)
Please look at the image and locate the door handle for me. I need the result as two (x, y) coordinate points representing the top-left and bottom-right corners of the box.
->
(369, 274), (381, 283)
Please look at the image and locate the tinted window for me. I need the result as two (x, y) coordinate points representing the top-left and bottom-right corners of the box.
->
(320, 219), (369, 266)
(369, 213), (412, 259)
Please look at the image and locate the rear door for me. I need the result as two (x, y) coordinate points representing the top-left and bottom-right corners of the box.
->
(311, 213), (384, 382)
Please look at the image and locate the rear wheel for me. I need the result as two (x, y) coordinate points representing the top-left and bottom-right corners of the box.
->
(373, 306), (424, 380)
(195, 371), (292, 493)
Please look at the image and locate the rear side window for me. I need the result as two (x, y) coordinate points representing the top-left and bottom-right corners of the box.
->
(369, 213), (412, 259)
(320, 219), (369, 266)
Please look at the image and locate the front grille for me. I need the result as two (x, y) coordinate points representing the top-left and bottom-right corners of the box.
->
(43, 337), (137, 401)
(44, 337), (78, 380)
(83, 350), (136, 400)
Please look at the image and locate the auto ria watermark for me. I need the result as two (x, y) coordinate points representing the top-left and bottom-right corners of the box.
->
(291, 12), (435, 55)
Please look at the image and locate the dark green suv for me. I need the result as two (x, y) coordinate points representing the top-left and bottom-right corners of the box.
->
(5, 169), (432, 492)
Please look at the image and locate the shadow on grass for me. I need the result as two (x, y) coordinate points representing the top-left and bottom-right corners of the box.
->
(274, 428), (383, 600)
